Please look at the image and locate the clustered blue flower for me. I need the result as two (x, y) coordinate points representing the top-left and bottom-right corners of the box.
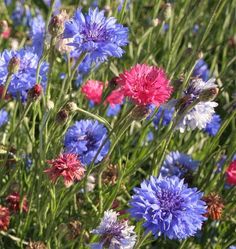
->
(64, 8), (129, 63)
(0, 49), (48, 98)
(161, 151), (199, 178)
(129, 175), (207, 240)
(0, 109), (8, 128)
(192, 59), (210, 82)
(203, 114), (221, 136)
(64, 119), (110, 165)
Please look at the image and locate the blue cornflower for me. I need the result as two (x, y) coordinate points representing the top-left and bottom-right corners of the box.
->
(117, 0), (131, 12)
(0, 49), (48, 98)
(90, 210), (136, 249)
(0, 109), (8, 127)
(192, 59), (210, 82)
(43, 0), (61, 9)
(228, 246), (236, 249)
(149, 104), (174, 128)
(129, 175), (207, 240)
(64, 120), (110, 165)
(11, 1), (32, 27)
(64, 8), (129, 63)
(161, 151), (199, 178)
(203, 114), (221, 136)
(29, 15), (45, 56)
(106, 104), (121, 117)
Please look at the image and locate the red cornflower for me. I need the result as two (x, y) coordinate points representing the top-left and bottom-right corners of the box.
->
(226, 160), (236, 185)
(116, 64), (172, 106)
(6, 192), (28, 213)
(0, 205), (10, 231)
(44, 153), (85, 187)
(81, 80), (104, 104)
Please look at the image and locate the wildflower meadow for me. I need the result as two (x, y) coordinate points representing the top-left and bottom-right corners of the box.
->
(0, 0), (236, 248)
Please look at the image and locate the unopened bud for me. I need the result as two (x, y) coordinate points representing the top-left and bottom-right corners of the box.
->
(197, 51), (204, 59)
(27, 84), (43, 101)
(108, 77), (119, 90)
(26, 241), (47, 249)
(8, 56), (20, 74)
(48, 15), (64, 37)
(152, 18), (161, 27)
(55, 109), (69, 124)
(199, 87), (219, 102)
(164, 3), (172, 20)
(47, 100), (55, 110)
(64, 102), (78, 113)
(0, 20), (8, 33)
(131, 105), (151, 121)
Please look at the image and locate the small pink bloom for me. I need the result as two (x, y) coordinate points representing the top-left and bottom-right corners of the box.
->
(81, 80), (104, 104)
(116, 64), (172, 106)
(0, 205), (10, 231)
(2, 27), (11, 39)
(226, 160), (236, 185)
(6, 192), (28, 213)
(45, 154), (85, 187)
(106, 89), (124, 106)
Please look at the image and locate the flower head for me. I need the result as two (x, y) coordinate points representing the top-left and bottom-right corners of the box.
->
(203, 114), (221, 136)
(44, 153), (85, 187)
(161, 151), (199, 178)
(0, 49), (48, 98)
(6, 192), (28, 213)
(203, 193), (224, 220)
(116, 64), (172, 106)
(226, 160), (236, 185)
(0, 109), (8, 127)
(64, 120), (110, 165)
(129, 175), (207, 240)
(0, 205), (10, 231)
(64, 8), (129, 63)
(192, 59), (210, 81)
(81, 80), (104, 104)
(177, 78), (218, 132)
(29, 15), (45, 56)
(91, 210), (136, 249)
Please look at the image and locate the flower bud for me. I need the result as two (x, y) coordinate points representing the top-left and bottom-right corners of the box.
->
(46, 100), (55, 110)
(8, 56), (20, 74)
(152, 18), (161, 27)
(48, 15), (64, 37)
(108, 77), (119, 90)
(64, 102), (78, 113)
(199, 87), (219, 102)
(131, 105), (151, 121)
(55, 109), (69, 125)
(203, 193), (224, 220)
(27, 84), (43, 101)
(0, 20), (11, 39)
(26, 241), (47, 249)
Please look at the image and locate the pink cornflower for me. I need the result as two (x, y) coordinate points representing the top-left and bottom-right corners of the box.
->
(226, 160), (236, 185)
(44, 153), (85, 187)
(106, 89), (124, 106)
(116, 64), (172, 106)
(0, 205), (10, 231)
(81, 80), (104, 104)
(6, 192), (28, 213)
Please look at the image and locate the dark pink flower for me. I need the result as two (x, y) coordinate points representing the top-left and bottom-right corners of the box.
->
(226, 160), (236, 185)
(106, 89), (124, 106)
(6, 192), (28, 213)
(116, 64), (172, 106)
(0, 205), (10, 231)
(81, 80), (104, 104)
(45, 154), (85, 187)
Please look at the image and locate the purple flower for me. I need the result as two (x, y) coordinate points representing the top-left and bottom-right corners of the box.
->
(90, 210), (136, 249)
(106, 104), (121, 117)
(64, 8), (129, 63)
(0, 49), (48, 98)
(161, 151), (199, 178)
(29, 15), (45, 56)
(64, 120), (110, 165)
(192, 59), (210, 82)
(203, 114), (221, 136)
(0, 109), (8, 127)
(129, 175), (207, 240)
